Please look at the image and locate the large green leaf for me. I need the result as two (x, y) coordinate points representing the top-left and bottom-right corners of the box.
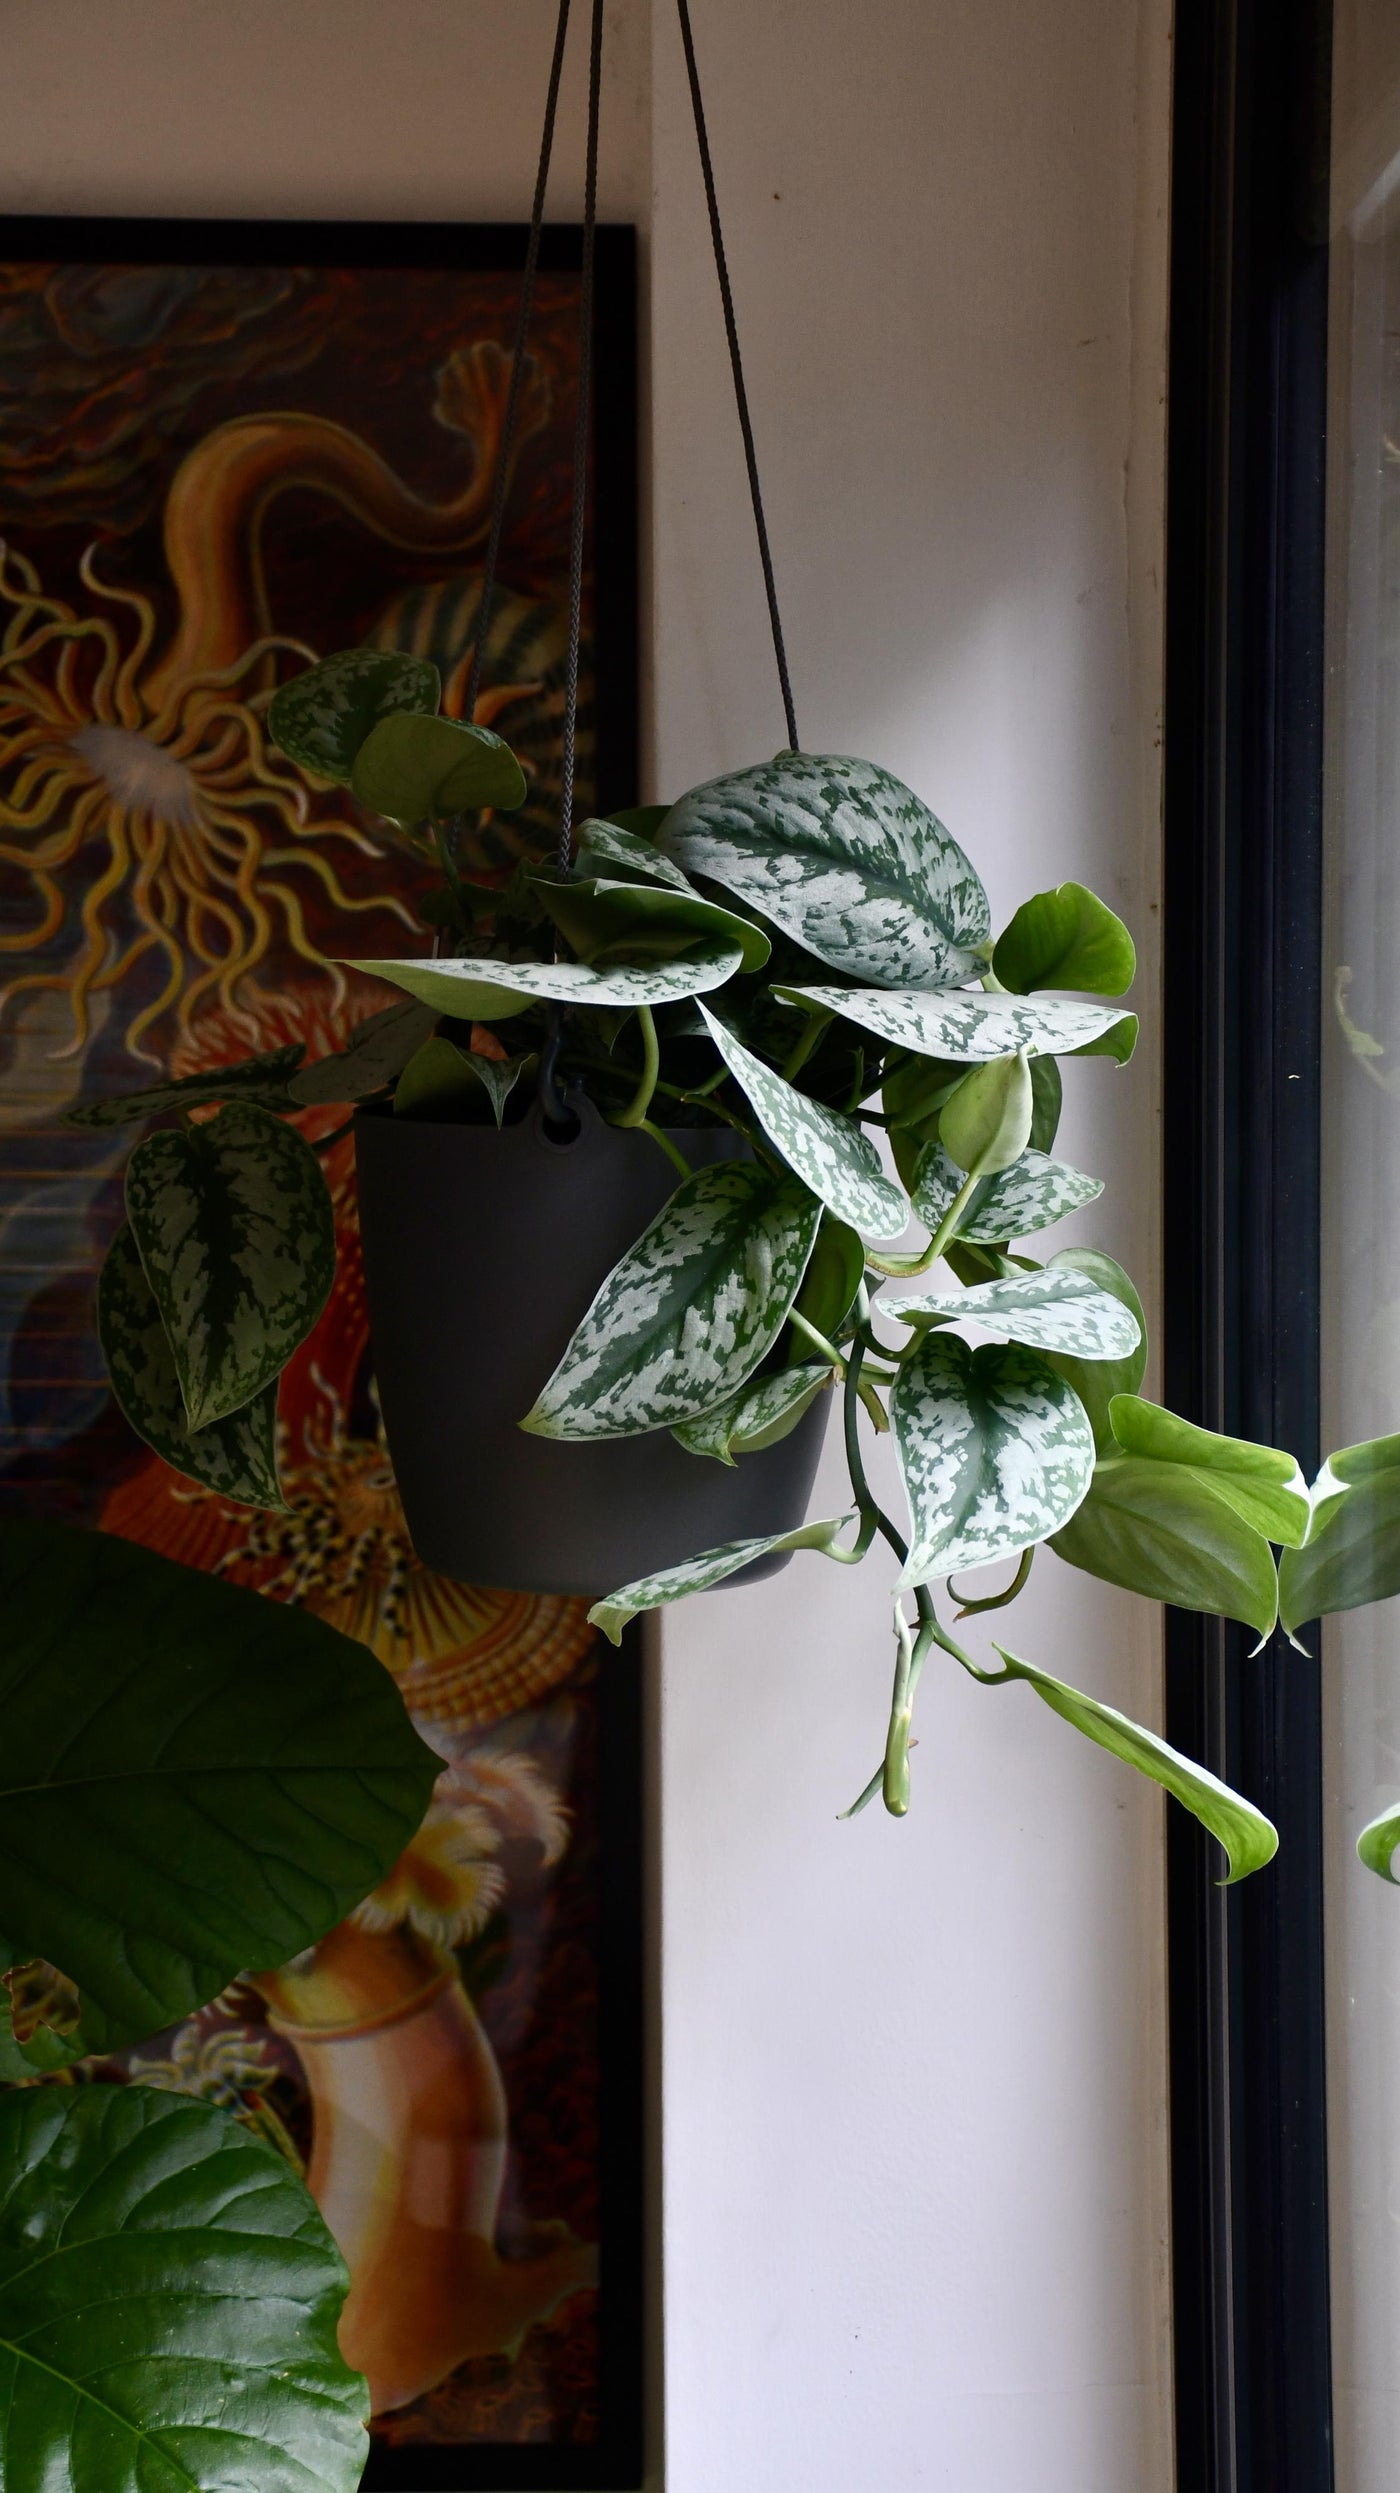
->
(269, 646), (440, 785)
(66, 1045), (305, 1131)
(125, 1103), (335, 1431)
(1107, 1395), (1309, 1545)
(938, 1050), (1033, 1176)
(1038, 1249), (1147, 1453)
(1050, 1457), (1280, 1639)
(0, 2086), (368, 2493)
(778, 984), (1138, 1063)
(912, 1141), (1102, 1241)
(348, 939), (745, 1023)
(98, 1224), (283, 1509)
(699, 1005), (907, 1238)
(573, 816), (693, 889)
(0, 1520), (440, 2058)
(289, 998), (439, 1105)
(893, 1266), (1141, 1359)
(661, 752), (991, 985)
(987, 1647), (1277, 1884)
(890, 1333), (1095, 1585)
(1357, 1803), (1400, 1883)
(351, 711), (526, 823)
(522, 1161), (823, 1440)
(532, 871), (772, 972)
(991, 882), (1136, 996)
(673, 1360), (835, 1464)
(1278, 1454), (1400, 1635)
(588, 1516), (851, 1642)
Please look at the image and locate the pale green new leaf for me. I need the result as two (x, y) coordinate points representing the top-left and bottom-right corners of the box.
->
(991, 881), (1136, 996)
(777, 983), (1138, 1063)
(523, 1161), (824, 1440)
(125, 1102), (335, 1431)
(268, 645), (439, 784)
(589, 1515), (852, 1642)
(892, 1266), (1141, 1359)
(66, 1044), (305, 1131)
(0, 2086), (369, 2493)
(1357, 1804), (1400, 1883)
(1050, 1457), (1280, 1639)
(98, 1224), (283, 1509)
(1039, 1249), (1148, 1453)
(0, 1518), (440, 2056)
(351, 710), (526, 823)
(347, 939), (745, 1022)
(1108, 1395), (1309, 1546)
(989, 1646), (1277, 1884)
(912, 1141), (1102, 1241)
(289, 998), (439, 1104)
(673, 1360), (834, 1464)
(661, 752), (991, 985)
(1278, 1457), (1400, 1635)
(891, 1333), (1095, 1586)
(699, 1004), (908, 1238)
(533, 871), (771, 972)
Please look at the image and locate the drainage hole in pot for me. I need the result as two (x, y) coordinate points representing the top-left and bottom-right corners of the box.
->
(541, 1106), (584, 1147)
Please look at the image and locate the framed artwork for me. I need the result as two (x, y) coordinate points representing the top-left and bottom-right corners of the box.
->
(0, 216), (644, 2490)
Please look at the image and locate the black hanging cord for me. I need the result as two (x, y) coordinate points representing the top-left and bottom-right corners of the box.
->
(558, 0), (605, 868)
(675, 0), (800, 754)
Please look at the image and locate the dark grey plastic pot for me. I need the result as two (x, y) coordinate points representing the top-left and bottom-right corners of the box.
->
(354, 1097), (829, 1598)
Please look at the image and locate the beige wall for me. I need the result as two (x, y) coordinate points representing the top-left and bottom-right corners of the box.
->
(0, 5), (1173, 2486)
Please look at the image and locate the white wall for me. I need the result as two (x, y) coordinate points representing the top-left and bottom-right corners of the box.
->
(0, 5), (1173, 2486)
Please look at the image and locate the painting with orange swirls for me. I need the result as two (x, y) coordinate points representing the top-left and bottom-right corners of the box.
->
(0, 219), (644, 2490)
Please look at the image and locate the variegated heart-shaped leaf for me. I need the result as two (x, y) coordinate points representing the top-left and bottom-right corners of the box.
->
(588, 1515), (852, 1643)
(289, 999), (439, 1105)
(892, 1267), (1142, 1359)
(661, 753), (990, 985)
(891, 1333), (1095, 1585)
(268, 646), (440, 784)
(351, 711), (526, 824)
(699, 1005), (908, 1239)
(573, 817), (694, 890)
(778, 984), (1138, 1063)
(522, 1162), (824, 1441)
(347, 939), (746, 1023)
(533, 873), (772, 972)
(67, 1045), (305, 1131)
(912, 1142), (1102, 1241)
(125, 1103), (335, 1432)
(673, 1359), (835, 1465)
(1038, 1249), (1148, 1452)
(98, 1224), (283, 1509)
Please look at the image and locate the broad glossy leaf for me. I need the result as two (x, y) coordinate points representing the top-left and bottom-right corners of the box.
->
(891, 1333), (1095, 1586)
(992, 881), (1136, 996)
(1332, 1430), (1400, 1483)
(673, 1360), (834, 1464)
(268, 645), (440, 784)
(533, 871), (771, 972)
(0, 1519), (439, 2055)
(0, 2086), (368, 2493)
(522, 1161), (823, 1440)
(789, 1213), (866, 1353)
(1278, 1461), (1400, 1634)
(894, 1266), (1141, 1359)
(938, 1050), (1034, 1176)
(589, 1515), (851, 1642)
(1357, 1804), (1400, 1882)
(125, 1102), (335, 1431)
(778, 984), (1138, 1063)
(1108, 1395), (1309, 1545)
(289, 998), (439, 1104)
(603, 804), (674, 840)
(1050, 1457), (1279, 1639)
(1029, 1053), (1063, 1151)
(351, 710), (526, 823)
(574, 816), (694, 890)
(1039, 1248), (1147, 1453)
(98, 1224), (282, 1509)
(912, 1140), (1102, 1241)
(699, 1005), (907, 1238)
(661, 752), (990, 985)
(1069, 1013), (1139, 1062)
(348, 939), (745, 1022)
(66, 1044), (305, 1131)
(989, 1646), (1277, 1884)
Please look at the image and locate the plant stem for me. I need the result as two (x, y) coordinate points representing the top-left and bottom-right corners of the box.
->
(865, 1167), (983, 1279)
(635, 1118), (692, 1181)
(787, 1308), (845, 1368)
(609, 1005), (661, 1129)
(781, 1007), (833, 1082)
(950, 1546), (1035, 1618)
(311, 1118), (358, 1155)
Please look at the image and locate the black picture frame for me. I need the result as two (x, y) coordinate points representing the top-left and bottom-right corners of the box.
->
(0, 213), (645, 2493)
(1162, 10), (1336, 2489)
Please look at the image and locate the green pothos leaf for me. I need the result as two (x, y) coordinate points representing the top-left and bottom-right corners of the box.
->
(66, 1044), (305, 1131)
(268, 644), (440, 784)
(987, 1646), (1278, 1884)
(573, 817), (693, 889)
(1107, 1396), (1309, 1546)
(1039, 1250), (1148, 1454)
(991, 881), (1136, 997)
(1357, 1803), (1400, 1882)
(673, 1360), (835, 1465)
(288, 998), (439, 1105)
(532, 871), (772, 972)
(661, 752), (991, 985)
(1279, 1451), (1400, 1635)
(351, 711), (526, 823)
(892, 1266), (1141, 1359)
(0, 2086), (370, 2493)
(1049, 1457), (1280, 1640)
(522, 1161), (824, 1441)
(778, 983), (1138, 1063)
(588, 1515), (852, 1643)
(124, 1103), (335, 1432)
(890, 1333), (1095, 1586)
(699, 1005), (908, 1238)
(912, 1141), (1102, 1241)
(98, 1224), (283, 1509)
(347, 939), (746, 1022)
(789, 1214), (866, 1352)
